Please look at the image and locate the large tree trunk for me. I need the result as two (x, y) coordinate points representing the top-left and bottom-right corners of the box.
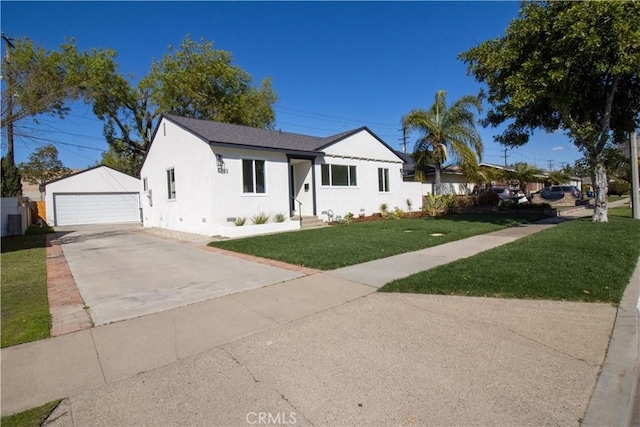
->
(434, 160), (442, 196)
(592, 163), (608, 222)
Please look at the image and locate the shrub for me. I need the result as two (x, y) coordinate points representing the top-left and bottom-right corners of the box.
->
(234, 217), (246, 226)
(392, 206), (404, 219)
(450, 195), (476, 210)
(502, 202), (552, 210)
(343, 212), (355, 224)
(609, 180), (630, 196)
(251, 212), (270, 225)
(406, 198), (413, 211)
(274, 213), (286, 223)
(422, 194), (455, 216)
(380, 203), (389, 218)
(476, 189), (500, 206)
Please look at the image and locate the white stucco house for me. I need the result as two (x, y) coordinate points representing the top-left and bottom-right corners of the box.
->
(140, 115), (422, 237)
(45, 165), (141, 226)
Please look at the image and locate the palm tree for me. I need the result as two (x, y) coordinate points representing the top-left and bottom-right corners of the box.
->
(402, 90), (483, 195)
(506, 162), (543, 193)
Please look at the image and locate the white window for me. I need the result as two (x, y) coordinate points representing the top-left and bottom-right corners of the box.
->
(321, 164), (357, 186)
(166, 168), (176, 199)
(378, 168), (390, 192)
(243, 159), (266, 194)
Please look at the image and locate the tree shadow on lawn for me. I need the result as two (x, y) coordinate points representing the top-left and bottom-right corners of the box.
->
(1, 233), (48, 255)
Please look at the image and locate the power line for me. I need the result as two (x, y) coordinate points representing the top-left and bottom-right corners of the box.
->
(275, 105), (399, 130)
(11, 131), (106, 152)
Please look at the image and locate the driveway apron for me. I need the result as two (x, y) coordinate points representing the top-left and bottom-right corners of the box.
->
(55, 224), (304, 325)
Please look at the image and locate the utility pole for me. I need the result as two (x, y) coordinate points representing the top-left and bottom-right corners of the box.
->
(503, 147), (509, 167)
(630, 132), (639, 220)
(2, 33), (15, 164)
(560, 161), (567, 170)
(399, 127), (408, 154)
(547, 159), (554, 171)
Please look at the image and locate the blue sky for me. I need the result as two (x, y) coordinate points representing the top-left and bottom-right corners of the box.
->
(1, 1), (581, 171)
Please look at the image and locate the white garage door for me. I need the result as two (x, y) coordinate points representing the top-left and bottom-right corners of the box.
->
(54, 193), (140, 226)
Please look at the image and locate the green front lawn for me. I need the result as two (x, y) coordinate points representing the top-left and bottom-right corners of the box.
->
(380, 211), (640, 303)
(210, 213), (549, 270)
(1, 227), (52, 348)
(1, 400), (60, 427)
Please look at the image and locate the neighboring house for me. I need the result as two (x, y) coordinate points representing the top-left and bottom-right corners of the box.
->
(44, 165), (141, 226)
(140, 115), (422, 237)
(420, 165), (474, 196)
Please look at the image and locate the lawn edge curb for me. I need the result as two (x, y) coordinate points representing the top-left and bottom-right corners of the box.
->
(582, 255), (640, 426)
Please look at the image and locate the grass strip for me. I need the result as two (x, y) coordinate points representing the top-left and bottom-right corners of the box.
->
(380, 211), (640, 303)
(210, 213), (548, 270)
(1, 400), (61, 427)
(1, 227), (52, 348)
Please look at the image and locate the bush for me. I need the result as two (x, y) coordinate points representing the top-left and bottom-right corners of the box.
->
(502, 202), (552, 210)
(380, 203), (389, 218)
(406, 198), (413, 211)
(392, 207), (404, 219)
(450, 195), (476, 210)
(274, 213), (286, 223)
(609, 180), (630, 196)
(251, 212), (270, 225)
(422, 194), (455, 216)
(342, 212), (354, 224)
(234, 217), (246, 226)
(476, 189), (500, 206)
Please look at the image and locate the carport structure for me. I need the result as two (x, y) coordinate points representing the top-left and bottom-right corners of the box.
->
(44, 166), (141, 226)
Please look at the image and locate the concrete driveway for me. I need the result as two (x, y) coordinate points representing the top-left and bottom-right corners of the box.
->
(55, 224), (304, 325)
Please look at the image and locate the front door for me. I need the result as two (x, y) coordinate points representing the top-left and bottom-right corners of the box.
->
(288, 158), (315, 217)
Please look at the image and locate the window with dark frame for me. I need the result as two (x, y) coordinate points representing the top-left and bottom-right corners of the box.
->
(321, 164), (357, 187)
(243, 159), (266, 194)
(166, 168), (176, 199)
(378, 168), (390, 192)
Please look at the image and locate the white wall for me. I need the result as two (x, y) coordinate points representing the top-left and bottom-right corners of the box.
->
(322, 129), (401, 162)
(141, 119), (294, 235)
(421, 174), (475, 196)
(45, 166), (141, 225)
(141, 119), (216, 235)
(315, 156), (422, 220)
(1, 197), (28, 236)
(209, 147), (293, 229)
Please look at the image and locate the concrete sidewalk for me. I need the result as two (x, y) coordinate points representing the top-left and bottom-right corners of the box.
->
(326, 221), (560, 287)
(1, 203), (635, 424)
(1, 274), (374, 416)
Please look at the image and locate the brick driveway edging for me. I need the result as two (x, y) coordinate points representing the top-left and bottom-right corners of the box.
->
(46, 233), (93, 336)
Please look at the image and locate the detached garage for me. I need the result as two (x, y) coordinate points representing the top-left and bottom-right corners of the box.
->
(45, 166), (141, 226)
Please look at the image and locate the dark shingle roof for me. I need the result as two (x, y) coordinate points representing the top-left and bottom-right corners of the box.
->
(164, 114), (356, 153)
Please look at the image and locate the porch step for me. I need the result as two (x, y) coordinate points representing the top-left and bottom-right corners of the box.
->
(291, 216), (327, 230)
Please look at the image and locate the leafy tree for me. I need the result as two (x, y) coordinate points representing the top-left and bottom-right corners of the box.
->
(1, 156), (22, 197)
(84, 35), (278, 170)
(546, 170), (571, 186)
(460, 1), (640, 222)
(1, 36), (114, 195)
(1, 37), (75, 129)
(96, 138), (141, 177)
(18, 144), (71, 199)
(402, 90), (483, 195)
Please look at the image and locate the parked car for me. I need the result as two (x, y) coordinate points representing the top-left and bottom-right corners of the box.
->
(491, 186), (528, 205)
(539, 185), (582, 201)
